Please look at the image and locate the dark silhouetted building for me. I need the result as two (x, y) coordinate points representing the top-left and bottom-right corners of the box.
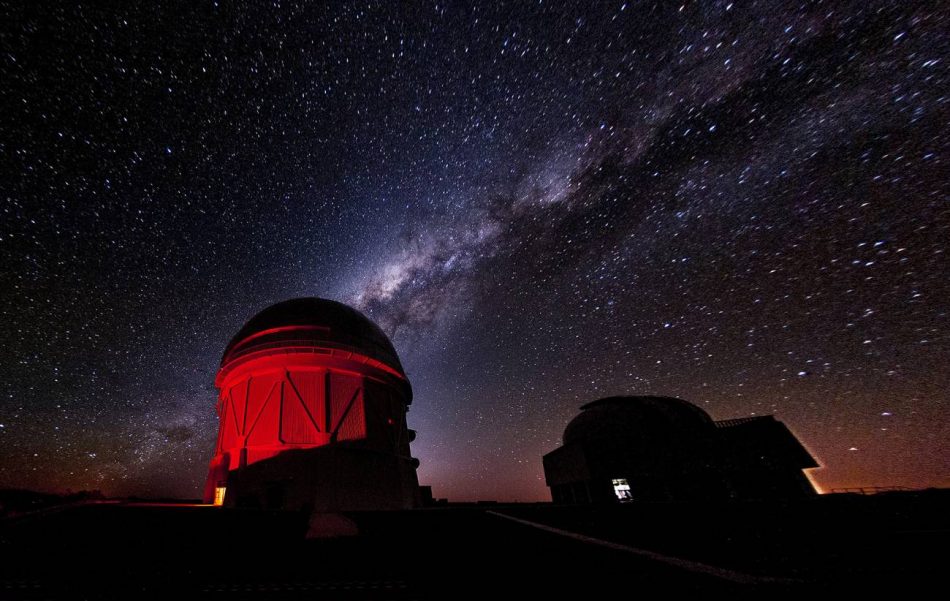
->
(543, 396), (818, 504)
(203, 298), (420, 511)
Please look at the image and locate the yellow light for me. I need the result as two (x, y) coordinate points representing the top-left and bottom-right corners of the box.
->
(213, 486), (226, 506)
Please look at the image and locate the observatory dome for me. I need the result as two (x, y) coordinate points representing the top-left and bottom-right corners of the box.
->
(562, 395), (714, 446)
(221, 297), (404, 376)
(205, 297), (420, 509)
(544, 395), (818, 504)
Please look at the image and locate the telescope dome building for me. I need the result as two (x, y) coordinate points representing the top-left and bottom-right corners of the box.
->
(543, 396), (818, 504)
(203, 298), (420, 511)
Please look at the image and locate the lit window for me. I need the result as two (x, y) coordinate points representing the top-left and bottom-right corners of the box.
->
(213, 486), (226, 506)
(612, 478), (633, 502)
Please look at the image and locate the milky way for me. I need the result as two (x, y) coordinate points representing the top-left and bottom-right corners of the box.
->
(1, 1), (947, 500)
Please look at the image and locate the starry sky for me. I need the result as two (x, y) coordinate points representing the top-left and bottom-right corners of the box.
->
(1, 1), (948, 501)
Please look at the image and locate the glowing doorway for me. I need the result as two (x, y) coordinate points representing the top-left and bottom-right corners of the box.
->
(612, 478), (633, 502)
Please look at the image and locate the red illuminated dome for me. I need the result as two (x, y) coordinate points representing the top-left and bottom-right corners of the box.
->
(203, 297), (420, 511)
(219, 297), (409, 389)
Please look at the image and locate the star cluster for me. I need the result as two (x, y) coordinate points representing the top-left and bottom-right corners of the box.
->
(1, 1), (947, 500)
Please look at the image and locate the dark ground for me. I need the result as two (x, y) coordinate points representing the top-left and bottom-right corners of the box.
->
(0, 490), (945, 599)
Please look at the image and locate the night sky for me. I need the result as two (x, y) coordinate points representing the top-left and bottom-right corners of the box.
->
(1, 1), (948, 501)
